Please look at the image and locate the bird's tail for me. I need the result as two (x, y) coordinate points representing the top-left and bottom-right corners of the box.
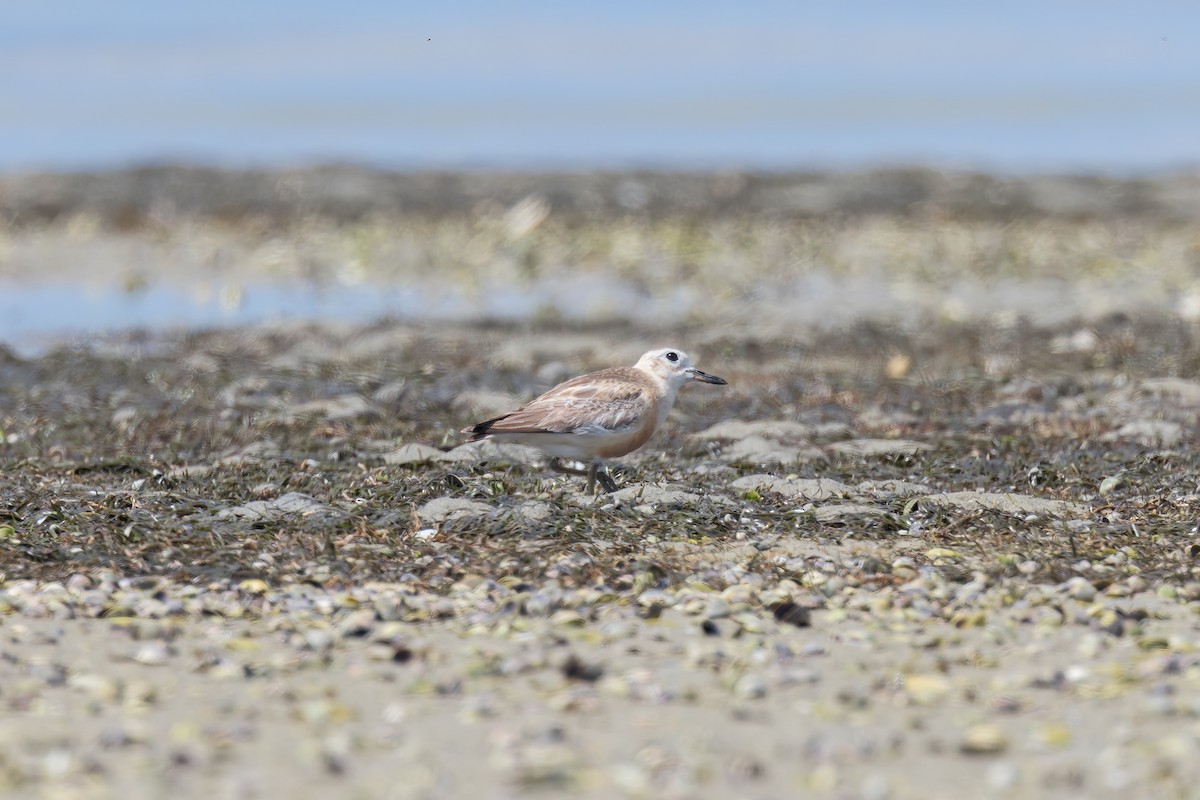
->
(461, 416), (505, 441)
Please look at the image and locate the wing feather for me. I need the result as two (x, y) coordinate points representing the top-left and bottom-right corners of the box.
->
(470, 368), (656, 436)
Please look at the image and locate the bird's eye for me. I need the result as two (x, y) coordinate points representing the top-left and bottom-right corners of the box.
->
(665, 351), (679, 362)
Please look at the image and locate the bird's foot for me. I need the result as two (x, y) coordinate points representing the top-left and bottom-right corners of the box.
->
(595, 470), (618, 493)
(586, 460), (619, 494)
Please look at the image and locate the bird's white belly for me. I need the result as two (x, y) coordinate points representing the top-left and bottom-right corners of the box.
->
(486, 429), (643, 460)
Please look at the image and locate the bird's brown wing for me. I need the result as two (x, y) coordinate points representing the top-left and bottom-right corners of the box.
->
(469, 369), (655, 436)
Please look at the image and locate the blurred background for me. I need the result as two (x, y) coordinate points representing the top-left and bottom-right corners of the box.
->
(1, 1), (1199, 350)
(4, 1), (1198, 171)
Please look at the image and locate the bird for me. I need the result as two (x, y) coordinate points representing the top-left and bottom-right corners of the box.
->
(462, 347), (727, 493)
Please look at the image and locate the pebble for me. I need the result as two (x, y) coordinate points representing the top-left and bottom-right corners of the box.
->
(733, 673), (768, 700)
(960, 724), (1009, 755)
(904, 674), (952, 705)
(1065, 577), (1097, 602)
(302, 627), (336, 651)
(131, 642), (172, 666)
(704, 598), (732, 619)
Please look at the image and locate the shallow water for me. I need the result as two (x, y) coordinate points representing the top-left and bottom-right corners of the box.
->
(2, 268), (1195, 357)
(0, 276), (662, 354)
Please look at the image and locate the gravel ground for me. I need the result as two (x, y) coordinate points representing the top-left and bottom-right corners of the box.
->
(1, 169), (1199, 799)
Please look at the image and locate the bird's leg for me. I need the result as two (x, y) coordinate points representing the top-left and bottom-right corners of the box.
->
(549, 457), (618, 494)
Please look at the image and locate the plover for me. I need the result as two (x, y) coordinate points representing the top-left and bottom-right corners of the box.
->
(462, 348), (727, 493)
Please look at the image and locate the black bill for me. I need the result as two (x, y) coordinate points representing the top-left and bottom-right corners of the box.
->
(687, 368), (727, 385)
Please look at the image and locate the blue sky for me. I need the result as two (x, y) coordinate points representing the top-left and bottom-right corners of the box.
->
(2, 1), (1197, 171)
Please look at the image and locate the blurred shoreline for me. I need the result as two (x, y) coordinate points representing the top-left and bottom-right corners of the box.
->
(3, 165), (1200, 224)
(2, 166), (1198, 353)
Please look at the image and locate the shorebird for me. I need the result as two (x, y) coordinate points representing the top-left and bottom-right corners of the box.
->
(462, 348), (727, 493)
